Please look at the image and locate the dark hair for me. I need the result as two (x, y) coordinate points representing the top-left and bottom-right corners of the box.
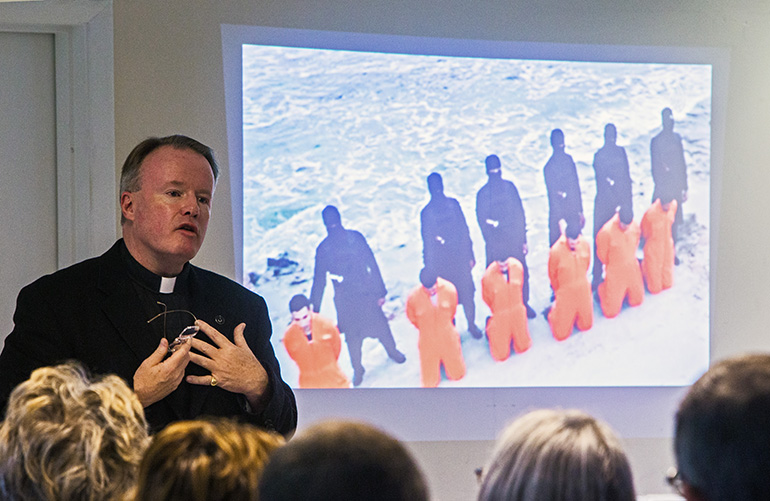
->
(565, 213), (581, 240)
(675, 353), (770, 500)
(419, 267), (438, 289)
(289, 294), (310, 313)
(120, 135), (219, 224)
(259, 420), (429, 501)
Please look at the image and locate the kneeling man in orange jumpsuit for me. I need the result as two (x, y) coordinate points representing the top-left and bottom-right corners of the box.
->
(547, 216), (593, 341)
(641, 191), (678, 294)
(406, 268), (467, 388)
(481, 255), (532, 361)
(283, 294), (350, 389)
(596, 205), (644, 318)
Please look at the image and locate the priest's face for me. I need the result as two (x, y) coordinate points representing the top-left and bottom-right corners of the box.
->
(120, 145), (215, 275)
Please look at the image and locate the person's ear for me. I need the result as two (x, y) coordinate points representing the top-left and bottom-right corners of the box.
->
(120, 192), (135, 222)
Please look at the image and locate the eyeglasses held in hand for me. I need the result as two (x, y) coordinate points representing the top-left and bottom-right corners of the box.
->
(147, 302), (199, 352)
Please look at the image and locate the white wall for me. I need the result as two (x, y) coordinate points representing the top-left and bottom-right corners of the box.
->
(0, 32), (57, 338)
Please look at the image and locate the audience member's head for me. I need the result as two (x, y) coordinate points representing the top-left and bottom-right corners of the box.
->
(674, 353), (770, 501)
(477, 409), (635, 501)
(0, 362), (149, 501)
(259, 420), (429, 501)
(134, 418), (284, 501)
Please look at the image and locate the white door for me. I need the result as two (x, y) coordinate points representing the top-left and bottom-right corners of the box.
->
(0, 31), (58, 339)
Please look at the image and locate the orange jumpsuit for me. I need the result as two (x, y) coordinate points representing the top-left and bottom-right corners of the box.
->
(481, 258), (532, 361)
(406, 278), (466, 388)
(283, 313), (350, 389)
(596, 213), (644, 318)
(548, 234), (593, 341)
(641, 199), (678, 294)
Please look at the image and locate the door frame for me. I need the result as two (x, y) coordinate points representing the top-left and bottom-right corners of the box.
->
(1, 0), (116, 268)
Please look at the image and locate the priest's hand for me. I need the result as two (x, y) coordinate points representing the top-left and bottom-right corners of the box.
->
(133, 337), (191, 407)
(186, 320), (269, 411)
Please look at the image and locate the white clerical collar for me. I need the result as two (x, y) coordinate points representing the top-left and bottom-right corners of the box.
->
(120, 239), (191, 295)
(159, 276), (176, 294)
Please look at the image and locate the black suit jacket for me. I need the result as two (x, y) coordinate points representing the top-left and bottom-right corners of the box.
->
(0, 240), (297, 436)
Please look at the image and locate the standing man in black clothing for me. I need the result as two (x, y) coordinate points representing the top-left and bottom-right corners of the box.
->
(310, 205), (405, 387)
(476, 155), (536, 319)
(0, 135), (297, 436)
(544, 129), (584, 248)
(420, 172), (482, 338)
(592, 123), (633, 290)
(651, 108), (688, 250)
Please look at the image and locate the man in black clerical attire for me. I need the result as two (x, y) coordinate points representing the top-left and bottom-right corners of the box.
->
(420, 173), (482, 338)
(544, 129), (584, 248)
(310, 205), (405, 387)
(651, 107), (688, 250)
(592, 123), (633, 290)
(0, 135), (296, 436)
(476, 155), (536, 319)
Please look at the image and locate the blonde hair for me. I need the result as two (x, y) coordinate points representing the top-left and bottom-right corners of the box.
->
(478, 409), (635, 501)
(134, 419), (285, 501)
(0, 362), (149, 501)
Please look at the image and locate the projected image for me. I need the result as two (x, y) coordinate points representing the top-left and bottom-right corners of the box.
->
(241, 43), (710, 389)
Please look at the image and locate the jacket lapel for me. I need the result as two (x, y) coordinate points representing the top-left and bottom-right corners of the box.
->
(96, 241), (160, 363)
(95, 242), (181, 424)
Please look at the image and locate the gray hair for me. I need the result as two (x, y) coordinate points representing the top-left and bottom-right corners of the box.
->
(478, 409), (635, 501)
